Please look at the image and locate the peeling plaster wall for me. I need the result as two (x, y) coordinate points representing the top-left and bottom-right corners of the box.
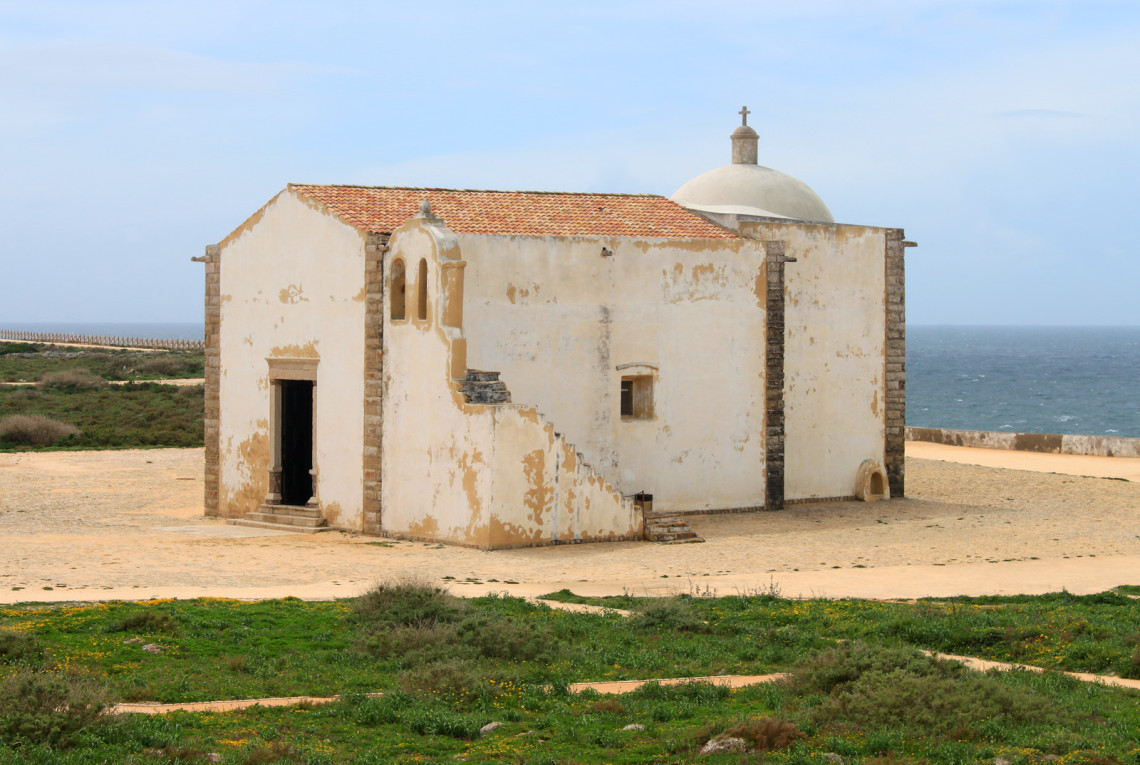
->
(381, 220), (640, 547)
(460, 235), (768, 513)
(746, 221), (887, 501)
(217, 190), (367, 526)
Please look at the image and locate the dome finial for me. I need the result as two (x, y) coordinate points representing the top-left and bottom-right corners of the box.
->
(731, 107), (759, 165)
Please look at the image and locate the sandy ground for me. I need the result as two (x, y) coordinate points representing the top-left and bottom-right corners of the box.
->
(908, 441), (1140, 481)
(0, 378), (204, 387)
(2, 445), (1138, 604)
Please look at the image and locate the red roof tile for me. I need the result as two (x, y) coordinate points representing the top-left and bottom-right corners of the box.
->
(288, 185), (738, 239)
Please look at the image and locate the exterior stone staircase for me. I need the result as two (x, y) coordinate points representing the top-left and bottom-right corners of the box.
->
(230, 505), (331, 533)
(642, 511), (703, 543)
(459, 370), (511, 404)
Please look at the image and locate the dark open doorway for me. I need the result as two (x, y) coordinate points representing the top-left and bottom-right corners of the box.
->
(280, 380), (313, 506)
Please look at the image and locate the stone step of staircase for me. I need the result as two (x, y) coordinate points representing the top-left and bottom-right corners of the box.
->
(241, 511), (325, 528)
(255, 505), (323, 520)
(228, 519), (333, 534)
(643, 513), (703, 544)
(460, 369), (512, 404)
(230, 505), (330, 533)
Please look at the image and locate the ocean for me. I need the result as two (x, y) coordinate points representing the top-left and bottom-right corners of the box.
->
(3, 322), (1137, 438)
(908, 326), (1140, 439)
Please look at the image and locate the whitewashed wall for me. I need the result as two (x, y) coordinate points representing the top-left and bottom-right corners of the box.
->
(381, 218), (639, 547)
(459, 234), (769, 513)
(216, 190), (367, 527)
(751, 222), (887, 500)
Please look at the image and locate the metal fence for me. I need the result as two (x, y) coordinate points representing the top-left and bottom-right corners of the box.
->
(0, 329), (204, 351)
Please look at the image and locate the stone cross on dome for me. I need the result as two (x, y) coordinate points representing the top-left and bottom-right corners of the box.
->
(732, 106), (758, 165)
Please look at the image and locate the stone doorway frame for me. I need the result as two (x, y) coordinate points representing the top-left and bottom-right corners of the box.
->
(265, 358), (319, 509)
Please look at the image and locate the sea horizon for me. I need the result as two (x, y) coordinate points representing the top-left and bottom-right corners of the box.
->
(2, 322), (1136, 439)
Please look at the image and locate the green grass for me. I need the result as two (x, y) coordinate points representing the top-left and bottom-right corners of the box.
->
(3, 588), (1140, 762)
(542, 588), (1140, 679)
(0, 346), (204, 383)
(0, 383), (203, 450)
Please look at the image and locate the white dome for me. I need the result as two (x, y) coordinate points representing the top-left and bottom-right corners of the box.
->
(671, 111), (834, 223)
(672, 163), (834, 223)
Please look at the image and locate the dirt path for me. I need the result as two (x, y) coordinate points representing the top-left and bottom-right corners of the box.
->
(2, 445), (1138, 604)
(0, 378), (204, 387)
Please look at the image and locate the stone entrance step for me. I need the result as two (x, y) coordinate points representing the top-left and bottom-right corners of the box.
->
(643, 512), (703, 544)
(229, 505), (331, 533)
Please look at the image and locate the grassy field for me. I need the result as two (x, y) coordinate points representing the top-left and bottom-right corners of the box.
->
(0, 343), (204, 383)
(2, 584), (1140, 763)
(0, 344), (204, 451)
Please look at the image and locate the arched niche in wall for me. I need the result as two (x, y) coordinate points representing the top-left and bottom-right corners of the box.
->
(390, 259), (406, 321)
(417, 258), (428, 321)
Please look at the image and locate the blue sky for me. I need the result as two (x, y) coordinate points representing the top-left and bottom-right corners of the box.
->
(1, 0), (1137, 325)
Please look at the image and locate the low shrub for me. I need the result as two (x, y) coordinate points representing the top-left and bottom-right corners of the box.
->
(176, 383), (204, 398)
(719, 718), (806, 751)
(582, 699), (626, 716)
(403, 705), (486, 740)
(351, 578), (466, 629)
(110, 610), (178, 634)
(398, 660), (510, 706)
(0, 629), (43, 664)
(358, 622), (458, 665)
(336, 691), (410, 726)
(243, 741), (303, 763)
(131, 356), (202, 378)
(789, 642), (955, 695)
(37, 368), (105, 391)
(0, 343), (43, 355)
(631, 599), (707, 633)
(790, 642), (1067, 736)
(454, 614), (554, 662)
(0, 414), (80, 446)
(0, 670), (110, 747)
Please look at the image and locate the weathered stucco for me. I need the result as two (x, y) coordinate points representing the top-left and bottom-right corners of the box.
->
(381, 217), (642, 548)
(743, 221), (887, 501)
(216, 189), (367, 525)
(459, 235), (769, 513)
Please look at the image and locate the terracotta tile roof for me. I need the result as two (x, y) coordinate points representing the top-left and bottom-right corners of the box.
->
(288, 184), (739, 239)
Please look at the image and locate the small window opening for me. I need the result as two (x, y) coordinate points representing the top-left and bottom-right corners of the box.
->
(620, 375), (654, 420)
(390, 259), (406, 321)
(416, 258), (428, 321)
(620, 380), (634, 417)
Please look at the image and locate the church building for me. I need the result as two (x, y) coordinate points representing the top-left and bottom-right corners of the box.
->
(200, 111), (910, 548)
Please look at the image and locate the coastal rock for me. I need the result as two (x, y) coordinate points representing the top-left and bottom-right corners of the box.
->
(699, 737), (748, 755)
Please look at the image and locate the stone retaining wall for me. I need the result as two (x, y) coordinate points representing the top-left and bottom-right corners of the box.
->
(907, 426), (1140, 458)
(0, 329), (203, 351)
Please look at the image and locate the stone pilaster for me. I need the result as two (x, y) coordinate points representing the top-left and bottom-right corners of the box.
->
(203, 244), (221, 516)
(764, 240), (791, 510)
(362, 233), (388, 535)
(884, 229), (907, 499)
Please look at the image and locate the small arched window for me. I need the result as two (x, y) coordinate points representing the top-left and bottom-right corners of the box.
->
(390, 259), (406, 321)
(417, 258), (428, 321)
